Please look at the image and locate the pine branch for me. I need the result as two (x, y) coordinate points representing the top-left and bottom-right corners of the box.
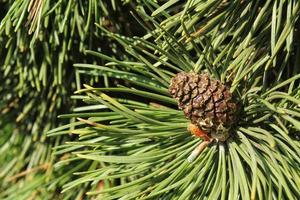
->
(1, 0), (300, 199)
(47, 2), (300, 197)
(0, 1), (144, 199)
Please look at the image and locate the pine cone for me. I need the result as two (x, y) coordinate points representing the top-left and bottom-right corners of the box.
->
(169, 72), (237, 141)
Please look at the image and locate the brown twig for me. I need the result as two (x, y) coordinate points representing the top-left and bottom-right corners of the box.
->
(77, 117), (105, 128)
(7, 163), (50, 182)
(187, 140), (213, 162)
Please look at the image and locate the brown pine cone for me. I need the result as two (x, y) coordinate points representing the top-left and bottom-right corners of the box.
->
(169, 72), (237, 141)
